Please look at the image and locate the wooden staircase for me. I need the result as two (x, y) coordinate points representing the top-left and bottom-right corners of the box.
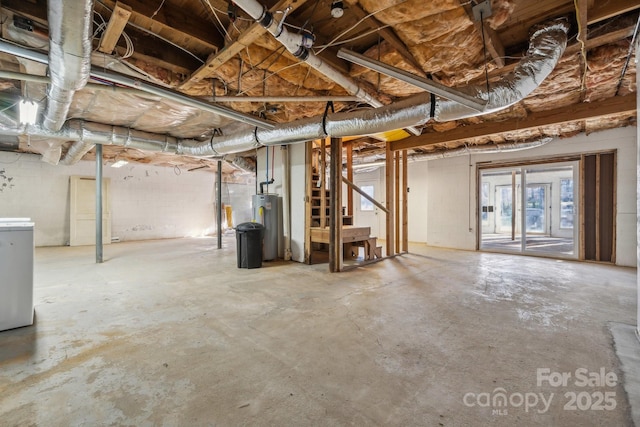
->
(310, 171), (382, 262)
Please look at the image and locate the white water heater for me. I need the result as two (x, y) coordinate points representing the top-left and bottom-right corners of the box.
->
(252, 194), (280, 261)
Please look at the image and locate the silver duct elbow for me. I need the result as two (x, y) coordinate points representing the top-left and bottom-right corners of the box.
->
(43, 0), (93, 132)
(435, 19), (569, 122)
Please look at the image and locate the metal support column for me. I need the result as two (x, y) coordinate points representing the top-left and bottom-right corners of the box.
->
(635, 33), (640, 340)
(95, 143), (103, 263)
(217, 159), (222, 249)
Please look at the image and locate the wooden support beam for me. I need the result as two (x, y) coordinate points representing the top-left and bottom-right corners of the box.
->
(320, 139), (327, 228)
(304, 141), (313, 264)
(346, 141), (354, 217)
(391, 95), (637, 151)
(180, 0), (309, 89)
(402, 150), (408, 253)
(589, 0), (640, 25)
(96, 0), (222, 57)
(385, 144), (395, 257)
(329, 137), (343, 272)
(459, 0), (506, 68)
(348, 3), (425, 74)
(98, 1), (132, 54)
(342, 177), (389, 213)
(395, 152), (400, 254)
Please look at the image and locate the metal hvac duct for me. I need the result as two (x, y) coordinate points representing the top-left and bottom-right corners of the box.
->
(43, 0), (93, 131)
(0, 19), (568, 161)
(193, 18), (569, 156)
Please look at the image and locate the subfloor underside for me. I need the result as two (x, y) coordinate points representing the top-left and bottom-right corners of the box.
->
(0, 237), (637, 426)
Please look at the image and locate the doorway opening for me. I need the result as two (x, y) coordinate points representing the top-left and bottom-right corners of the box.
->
(479, 162), (578, 258)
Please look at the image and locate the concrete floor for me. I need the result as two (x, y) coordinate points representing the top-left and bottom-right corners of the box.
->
(0, 237), (636, 426)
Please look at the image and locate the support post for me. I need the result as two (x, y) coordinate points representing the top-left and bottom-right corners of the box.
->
(329, 137), (343, 272)
(386, 143), (395, 256)
(217, 159), (222, 249)
(95, 143), (103, 264)
(346, 141), (353, 217)
(635, 37), (640, 340)
(395, 152), (400, 254)
(320, 139), (327, 228)
(511, 171), (516, 241)
(402, 149), (408, 252)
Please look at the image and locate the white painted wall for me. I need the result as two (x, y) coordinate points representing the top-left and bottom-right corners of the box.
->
(409, 126), (637, 267)
(0, 152), (248, 246)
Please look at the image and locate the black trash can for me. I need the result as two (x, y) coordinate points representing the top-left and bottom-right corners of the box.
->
(236, 222), (265, 269)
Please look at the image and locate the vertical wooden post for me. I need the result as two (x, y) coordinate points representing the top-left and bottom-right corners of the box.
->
(216, 160), (222, 249)
(579, 154), (585, 260)
(595, 153), (601, 261)
(320, 139), (327, 229)
(402, 150), (408, 252)
(304, 141), (312, 264)
(386, 143), (395, 257)
(395, 151), (400, 254)
(346, 141), (354, 217)
(329, 137), (343, 272)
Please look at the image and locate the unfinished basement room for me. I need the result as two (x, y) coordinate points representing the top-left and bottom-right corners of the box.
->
(1, 0), (639, 425)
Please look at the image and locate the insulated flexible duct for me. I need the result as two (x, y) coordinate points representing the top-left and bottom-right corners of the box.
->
(0, 19), (568, 160)
(43, 0), (93, 131)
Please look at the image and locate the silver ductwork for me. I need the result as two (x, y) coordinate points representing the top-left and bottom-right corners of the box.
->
(195, 18), (568, 156)
(59, 141), (96, 165)
(43, 0), (93, 131)
(0, 18), (568, 163)
(435, 21), (570, 121)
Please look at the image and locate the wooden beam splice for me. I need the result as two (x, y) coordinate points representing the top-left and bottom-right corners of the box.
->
(459, 0), (506, 68)
(589, 0), (640, 25)
(99, 2), (132, 54)
(390, 95), (637, 151)
(348, 3), (425, 74)
(180, 0), (308, 90)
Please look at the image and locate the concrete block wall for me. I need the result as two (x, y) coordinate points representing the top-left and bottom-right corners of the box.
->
(0, 152), (255, 246)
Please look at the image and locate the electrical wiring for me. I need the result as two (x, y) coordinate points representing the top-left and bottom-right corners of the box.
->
(235, 62), (305, 97)
(573, 0), (587, 91)
(312, 25), (390, 50)
(92, 11), (134, 59)
(200, 0), (234, 42)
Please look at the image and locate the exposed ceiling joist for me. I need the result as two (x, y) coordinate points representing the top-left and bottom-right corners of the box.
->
(459, 0), (506, 68)
(348, 3), (425, 74)
(96, 0), (223, 57)
(180, 0), (309, 89)
(98, 1), (133, 54)
(482, 24), (636, 83)
(390, 95), (637, 151)
(589, 0), (640, 25)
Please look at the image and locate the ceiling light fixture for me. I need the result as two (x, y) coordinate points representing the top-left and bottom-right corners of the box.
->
(330, 1), (343, 18)
(18, 99), (39, 125)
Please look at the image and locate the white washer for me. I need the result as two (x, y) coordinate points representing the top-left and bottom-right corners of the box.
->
(0, 220), (34, 331)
